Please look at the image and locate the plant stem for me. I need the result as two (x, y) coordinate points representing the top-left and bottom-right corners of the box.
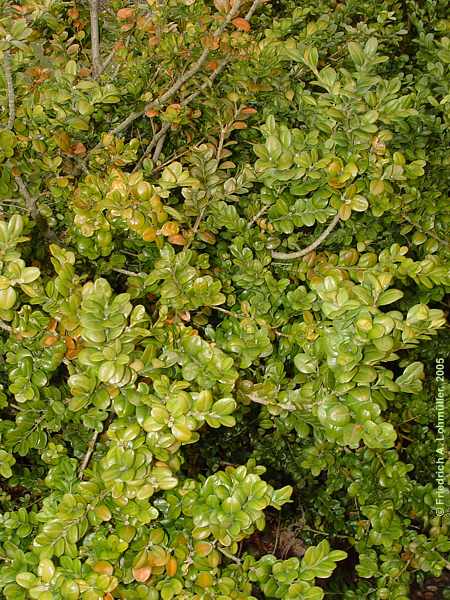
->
(246, 0), (263, 20)
(2, 51), (15, 130)
(100, 1), (242, 145)
(89, 0), (102, 78)
(248, 205), (269, 228)
(78, 430), (100, 479)
(218, 546), (242, 564)
(152, 131), (167, 163)
(112, 267), (142, 277)
(14, 174), (37, 218)
(185, 205), (207, 250)
(271, 213), (341, 260)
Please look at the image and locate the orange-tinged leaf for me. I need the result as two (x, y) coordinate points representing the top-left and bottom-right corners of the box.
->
(168, 234), (186, 245)
(328, 177), (346, 189)
(232, 121), (247, 129)
(117, 7), (134, 20)
(142, 227), (157, 242)
(93, 561), (114, 576)
(148, 35), (160, 47)
(232, 17), (251, 32)
(48, 318), (58, 332)
(240, 106), (257, 116)
(64, 336), (75, 350)
(194, 541), (213, 556)
(189, 109), (202, 119)
(160, 222), (179, 237)
(166, 556), (178, 576)
(203, 35), (220, 50)
(42, 335), (58, 347)
(145, 108), (159, 117)
(148, 547), (168, 567)
(207, 60), (219, 71)
(196, 572), (214, 588)
(132, 566), (152, 583)
(166, 103), (181, 113)
(136, 16), (154, 31)
(71, 142), (86, 156)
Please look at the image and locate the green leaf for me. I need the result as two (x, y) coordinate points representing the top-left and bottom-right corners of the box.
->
(347, 42), (365, 67)
(16, 572), (38, 589)
(377, 289), (404, 306)
(303, 46), (319, 72)
(300, 540), (347, 580)
(294, 353), (318, 374)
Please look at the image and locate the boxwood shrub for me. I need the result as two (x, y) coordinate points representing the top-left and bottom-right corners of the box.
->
(0, 0), (449, 598)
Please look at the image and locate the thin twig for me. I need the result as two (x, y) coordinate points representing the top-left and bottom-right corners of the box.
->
(89, 0), (102, 79)
(152, 131), (167, 163)
(272, 512), (282, 556)
(112, 267), (143, 277)
(92, 0), (263, 161)
(133, 122), (170, 172)
(271, 213), (341, 260)
(299, 525), (350, 540)
(98, 19), (146, 80)
(148, 123), (169, 155)
(101, 2), (242, 144)
(152, 145), (197, 174)
(132, 0), (258, 168)
(149, 0), (241, 107)
(109, 110), (144, 138)
(78, 430), (99, 479)
(213, 306), (244, 318)
(14, 174), (37, 217)
(217, 546), (242, 564)
(133, 59), (228, 171)
(247, 204), (269, 228)
(245, 0), (263, 20)
(0, 201), (30, 211)
(97, 45), (116, 78)
(2, 51), (15, 130)
(185, 205), (206, 250)
(181, 58), (229, 105)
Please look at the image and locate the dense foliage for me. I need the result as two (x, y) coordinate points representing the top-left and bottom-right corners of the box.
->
(0, 0), (449, 598)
